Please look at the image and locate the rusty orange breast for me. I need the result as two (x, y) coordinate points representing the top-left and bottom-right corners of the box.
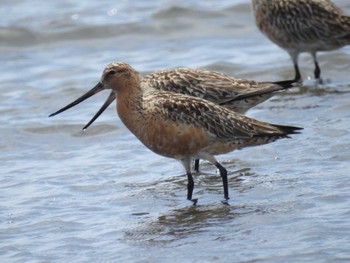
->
(133, 119), (210, 158)
(116, 95), (210, 158)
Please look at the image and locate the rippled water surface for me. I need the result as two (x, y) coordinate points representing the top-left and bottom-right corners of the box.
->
(1, 0), (350, 262)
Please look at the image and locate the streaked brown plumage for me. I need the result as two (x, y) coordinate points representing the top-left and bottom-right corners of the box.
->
(142, 68), (294, 113)
(252, 0), (350, 81)
(49, 62), (302, 202)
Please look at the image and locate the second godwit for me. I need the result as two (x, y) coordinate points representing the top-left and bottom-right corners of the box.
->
(83, 68), (295, 130)
(81, 67), (296, 172)
(252, 0), (350, 81)
(49, 62), (302, 203)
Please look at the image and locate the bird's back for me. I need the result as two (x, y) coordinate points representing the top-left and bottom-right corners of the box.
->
(142, 67), (290, 113)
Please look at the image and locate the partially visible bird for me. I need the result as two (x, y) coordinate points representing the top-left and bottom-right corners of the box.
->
(252, 0), (350, 81)
(49, 62), (302, 202)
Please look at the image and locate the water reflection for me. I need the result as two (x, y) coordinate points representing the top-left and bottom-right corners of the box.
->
(125, 203), (244, 244)
(124, 195), (302, 245)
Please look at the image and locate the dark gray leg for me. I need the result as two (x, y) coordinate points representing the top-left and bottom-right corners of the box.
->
(294, 63), (302, 82)
(186, 172), (194, 200)
(194, 159), (200, 172)
(312, 52), (321, 79)
(214, 162), (229, 200)
(290, 52), (302, 82)
(181, 158), (197, 204)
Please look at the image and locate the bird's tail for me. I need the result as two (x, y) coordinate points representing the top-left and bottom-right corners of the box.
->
(272, 79), (298, 89)
(273, 124), (303, 135)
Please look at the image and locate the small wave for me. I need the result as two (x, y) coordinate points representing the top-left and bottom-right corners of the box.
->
(0, 23), (167, 47)
(24, 124), (118, 136)
(0, 27), (40, 47)
(0, 3), (254, 48)
(153, 6), (222, 20)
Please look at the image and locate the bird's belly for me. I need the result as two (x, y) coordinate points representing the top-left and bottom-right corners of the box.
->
(128, 120), (210, 158)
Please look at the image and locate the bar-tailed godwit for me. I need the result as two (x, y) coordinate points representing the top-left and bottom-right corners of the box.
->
(81, 67), (296, 171)
(252, 0), (350, 81)
(50, 62), (302, 202)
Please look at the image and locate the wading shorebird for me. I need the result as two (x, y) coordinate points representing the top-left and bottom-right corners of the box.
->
(252, 0), (350, 81)
(49, 62), (302, 203)
(81, 67), (296, 171)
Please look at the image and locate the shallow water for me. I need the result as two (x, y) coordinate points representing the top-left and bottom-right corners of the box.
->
(1, 0), (350, 262)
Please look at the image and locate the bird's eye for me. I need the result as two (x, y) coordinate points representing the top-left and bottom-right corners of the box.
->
(108, 70), (116, 76)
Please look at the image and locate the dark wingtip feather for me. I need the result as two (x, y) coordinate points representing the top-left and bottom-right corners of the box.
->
(272, 79), (299, 89)
(274, 124), (303, 135)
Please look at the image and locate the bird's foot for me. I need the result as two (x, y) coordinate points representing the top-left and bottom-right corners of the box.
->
(190, 198), (198, 205)
(221, 197), (230, 206)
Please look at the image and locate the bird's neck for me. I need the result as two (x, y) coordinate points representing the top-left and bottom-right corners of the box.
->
(115, 83), (146, 137)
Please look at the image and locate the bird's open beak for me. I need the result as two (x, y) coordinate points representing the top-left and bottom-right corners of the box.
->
(82, 91), (115, 130)
(49, 82), (106, 118)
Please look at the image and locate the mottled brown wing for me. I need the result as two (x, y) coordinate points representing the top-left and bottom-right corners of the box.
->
(146, 91), (287, 140)
(142, 68), (279, 106)
(267, 0), (350, 44)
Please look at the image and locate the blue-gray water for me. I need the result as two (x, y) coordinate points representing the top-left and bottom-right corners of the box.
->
(1, 1), (350, 262)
